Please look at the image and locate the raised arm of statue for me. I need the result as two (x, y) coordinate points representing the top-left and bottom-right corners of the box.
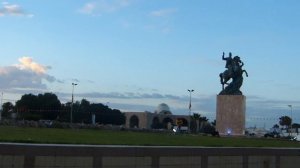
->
(222, 52), (232, 60)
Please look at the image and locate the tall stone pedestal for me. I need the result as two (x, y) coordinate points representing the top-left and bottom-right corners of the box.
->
(216, 95), (246, 136)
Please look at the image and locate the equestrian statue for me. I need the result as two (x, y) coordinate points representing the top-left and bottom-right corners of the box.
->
(219, 52), (248, 95)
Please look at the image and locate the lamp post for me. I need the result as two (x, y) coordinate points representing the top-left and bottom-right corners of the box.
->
(0, 92), (3, 121)
(71, 83), (77, 124)
(188, 89), (194, 133)
(288, 104), (293, 131)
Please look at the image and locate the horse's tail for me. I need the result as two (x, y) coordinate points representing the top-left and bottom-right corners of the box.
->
(243, 70), (248, 77)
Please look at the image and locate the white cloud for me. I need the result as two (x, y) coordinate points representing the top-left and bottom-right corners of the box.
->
(79, 2), (97, 15)
(0, 57), (56, 91)
(16, 57), (50, 74)
(147, 8), (177, 33)
(150, 8), (177, 17)
(79, 0), (132, 16)
(0, 2), (33, 17)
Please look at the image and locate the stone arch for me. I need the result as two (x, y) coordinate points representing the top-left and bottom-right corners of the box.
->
(151, 116), (161, 129)
(129, 115), (139, 128)
(162, 117), (173, 129)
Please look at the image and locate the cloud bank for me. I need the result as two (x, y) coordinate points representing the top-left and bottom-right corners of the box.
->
(0, 57), (56, 91)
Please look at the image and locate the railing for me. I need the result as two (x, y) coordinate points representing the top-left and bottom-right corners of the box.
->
(0, 143), (299, 168)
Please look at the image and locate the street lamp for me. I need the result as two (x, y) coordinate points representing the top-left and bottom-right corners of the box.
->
(187, 89), (194, 132)
(0, 92), (3, 121)
(288, 105), (293, 131)
(71, 83), (78, 124)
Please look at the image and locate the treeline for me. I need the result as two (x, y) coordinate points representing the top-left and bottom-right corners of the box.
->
(1, 93), (125, 125)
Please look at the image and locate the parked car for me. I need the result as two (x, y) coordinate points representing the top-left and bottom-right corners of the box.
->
(264, 131), (281, 138)
(245, 130), (256, 136)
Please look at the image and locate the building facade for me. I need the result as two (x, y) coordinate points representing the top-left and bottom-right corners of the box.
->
(124, 103), (189, 130)
(124, 111), (189, 130)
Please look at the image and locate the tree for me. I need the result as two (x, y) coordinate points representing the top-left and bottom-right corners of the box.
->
(273, 124), (280, 129)
(13, 93), (125, 125)
(75, 99), (91, 123)
(111, 109), (125, 125)
(1, 102), (14, 118)
(37, 93), (61, 120)
(203, 123), (216, 134)
(16, 93), (62, 120)
(279, 116), (292, 129)
(199, 116), (209, 132)
(87, 103), (125, 125)
(191, 113), (201, 133)
(211, 120), (216, 126)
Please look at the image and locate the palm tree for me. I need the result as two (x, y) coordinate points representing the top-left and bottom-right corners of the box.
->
(199, 116), (209, 132)
(279, 116), (292, 129)
(192, 113), (201, 132)
(279, 116), (292, 135)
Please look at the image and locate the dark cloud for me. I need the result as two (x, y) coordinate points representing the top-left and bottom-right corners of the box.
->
(109, 102), (156, 112)
(75, 91), (184, 100)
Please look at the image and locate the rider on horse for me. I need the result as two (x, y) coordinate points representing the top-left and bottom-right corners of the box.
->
(219, 52), (248, 94)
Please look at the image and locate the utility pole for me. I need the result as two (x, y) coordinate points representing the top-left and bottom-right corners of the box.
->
(187, 89), (194, 133)
(71, 83), (78, 124)
(288, 105), (293, 133)
(0, 92), (3, 121)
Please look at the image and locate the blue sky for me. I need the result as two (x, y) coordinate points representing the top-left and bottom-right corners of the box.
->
(1, 0), (300, 128)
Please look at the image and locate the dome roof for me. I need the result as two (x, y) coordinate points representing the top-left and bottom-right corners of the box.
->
(155, 103), (172, 115)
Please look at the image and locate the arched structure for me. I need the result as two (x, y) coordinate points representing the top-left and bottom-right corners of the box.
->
(151, 116), (160, 129)
(129, 115), (139, 128)
(162, 117), (173, 129)
(124, 112), (189, 130)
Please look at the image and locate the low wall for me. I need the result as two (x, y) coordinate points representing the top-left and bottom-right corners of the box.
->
(0, 143), (299, 168)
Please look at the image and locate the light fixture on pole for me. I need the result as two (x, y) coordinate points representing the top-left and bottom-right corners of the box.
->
(187, 89), (194, 132)
(71, 83), (78, 124)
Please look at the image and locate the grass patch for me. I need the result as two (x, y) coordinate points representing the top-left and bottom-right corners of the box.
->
(0, 126), (300, 147)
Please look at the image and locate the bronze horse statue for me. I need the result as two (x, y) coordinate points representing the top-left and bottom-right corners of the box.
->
(219, 54), (248, 95)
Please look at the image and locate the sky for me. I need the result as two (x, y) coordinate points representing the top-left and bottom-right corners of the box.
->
(1, 0), (300, 129)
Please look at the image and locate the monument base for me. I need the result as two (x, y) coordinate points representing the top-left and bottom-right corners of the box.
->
(216, 95), (246, 136)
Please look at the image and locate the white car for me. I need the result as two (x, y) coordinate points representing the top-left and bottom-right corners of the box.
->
(292, 135), (300, 141)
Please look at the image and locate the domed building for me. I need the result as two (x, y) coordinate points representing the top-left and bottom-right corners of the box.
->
(155, 103), (172, 115)
(124, 103), (189, 130)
